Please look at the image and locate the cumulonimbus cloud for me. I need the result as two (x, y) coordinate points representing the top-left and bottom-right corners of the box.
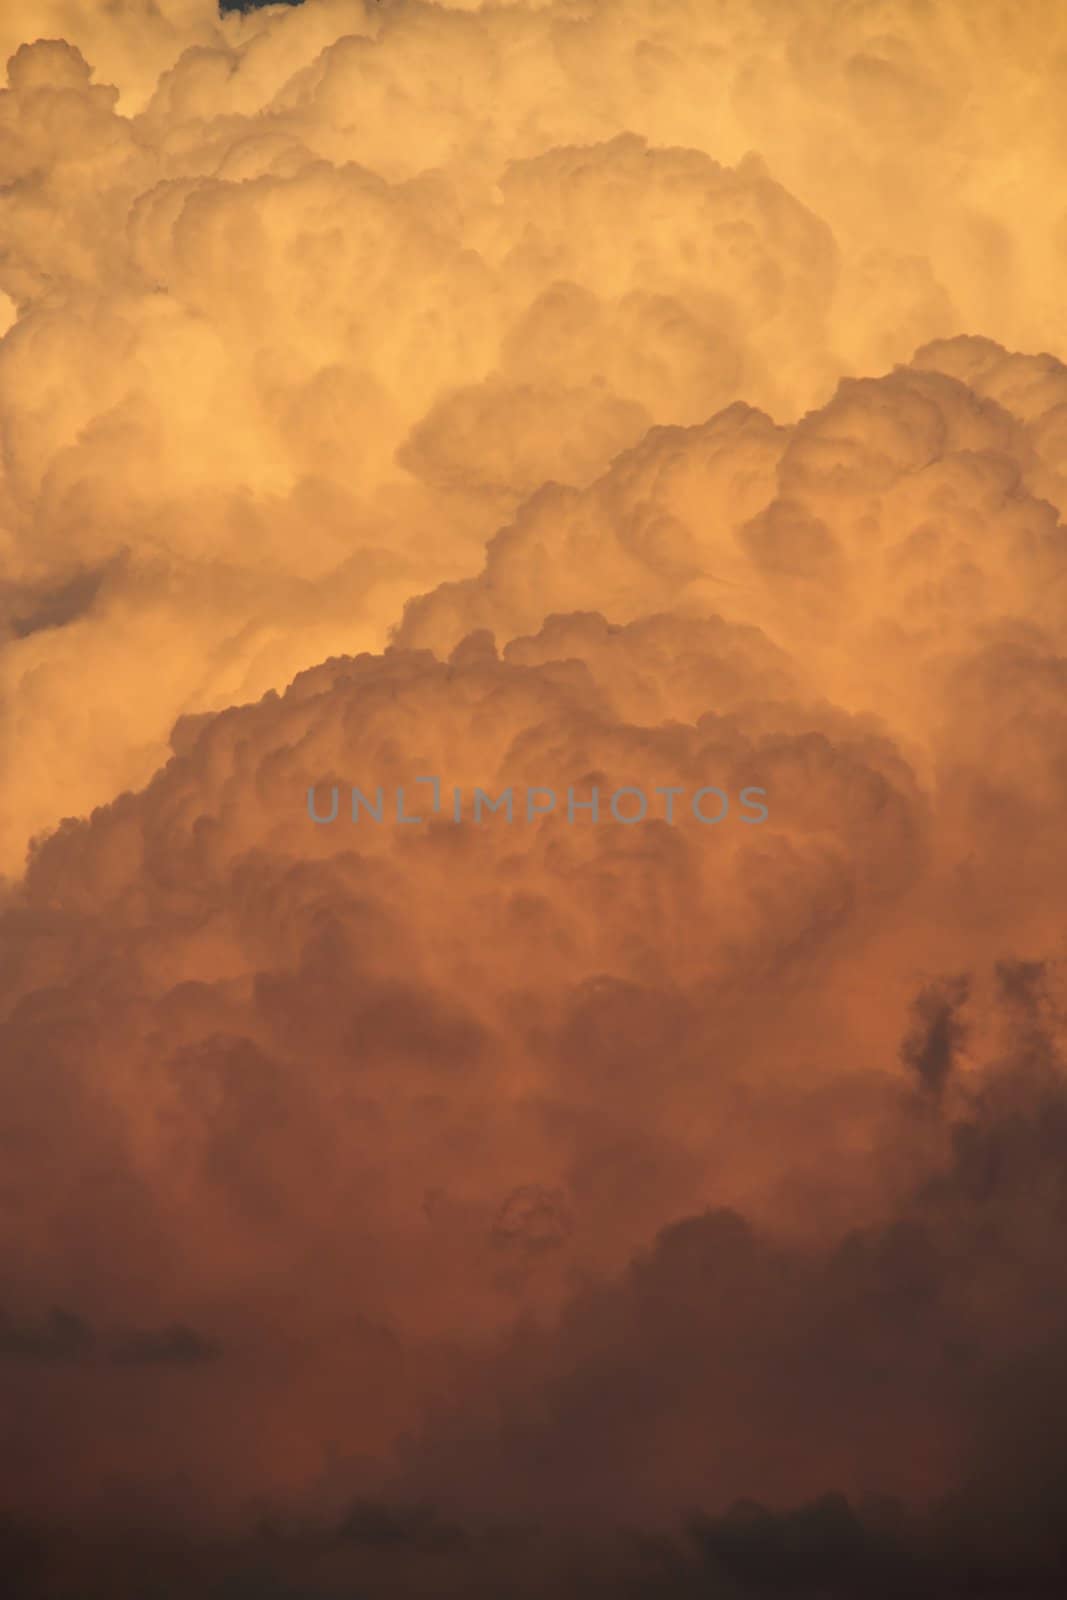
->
(3, 340), (1067, 1554)
(1, 2), (1067, 1594)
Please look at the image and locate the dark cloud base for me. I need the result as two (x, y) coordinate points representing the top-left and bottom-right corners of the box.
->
(3, 1019), (1067, 1595)
(3, 1493), (1065, 1599)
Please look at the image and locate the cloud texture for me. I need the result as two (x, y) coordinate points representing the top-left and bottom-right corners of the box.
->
(2, 0), (1067, 877)
(2, 1), (1067, 1596)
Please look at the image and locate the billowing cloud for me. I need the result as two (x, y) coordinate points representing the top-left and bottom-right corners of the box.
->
(3, 346), (1067, 1561)
(2, 2), (1067, 1595)
(2, 0), (1067, 879)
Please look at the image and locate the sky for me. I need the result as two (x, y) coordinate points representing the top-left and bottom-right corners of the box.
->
(1, 1), (1067, 1596)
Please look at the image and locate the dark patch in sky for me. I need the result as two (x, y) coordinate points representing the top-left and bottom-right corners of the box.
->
(0, 1306), (95, 1363)
(0, 1306), (221, 1367)
(899, 973), (970, 1099)
(110, 1323), (222, 1367)
(220, 0), (307, 12)
(3, 553), (124, 641)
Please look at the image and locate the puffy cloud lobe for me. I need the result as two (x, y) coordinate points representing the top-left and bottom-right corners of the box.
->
(399, 343), (1067, 786)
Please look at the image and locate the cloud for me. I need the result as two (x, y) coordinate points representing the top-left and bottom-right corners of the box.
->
(0, 2), (1066, 1593)
(2, 320), (1067, 1582)
(899, 973), (970, 1099)
(0, 455), (1063, 1546)
(0, 0), (1066, 878)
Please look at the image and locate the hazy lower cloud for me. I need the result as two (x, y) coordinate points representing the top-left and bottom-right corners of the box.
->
(1, 2), (1066, 1596)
